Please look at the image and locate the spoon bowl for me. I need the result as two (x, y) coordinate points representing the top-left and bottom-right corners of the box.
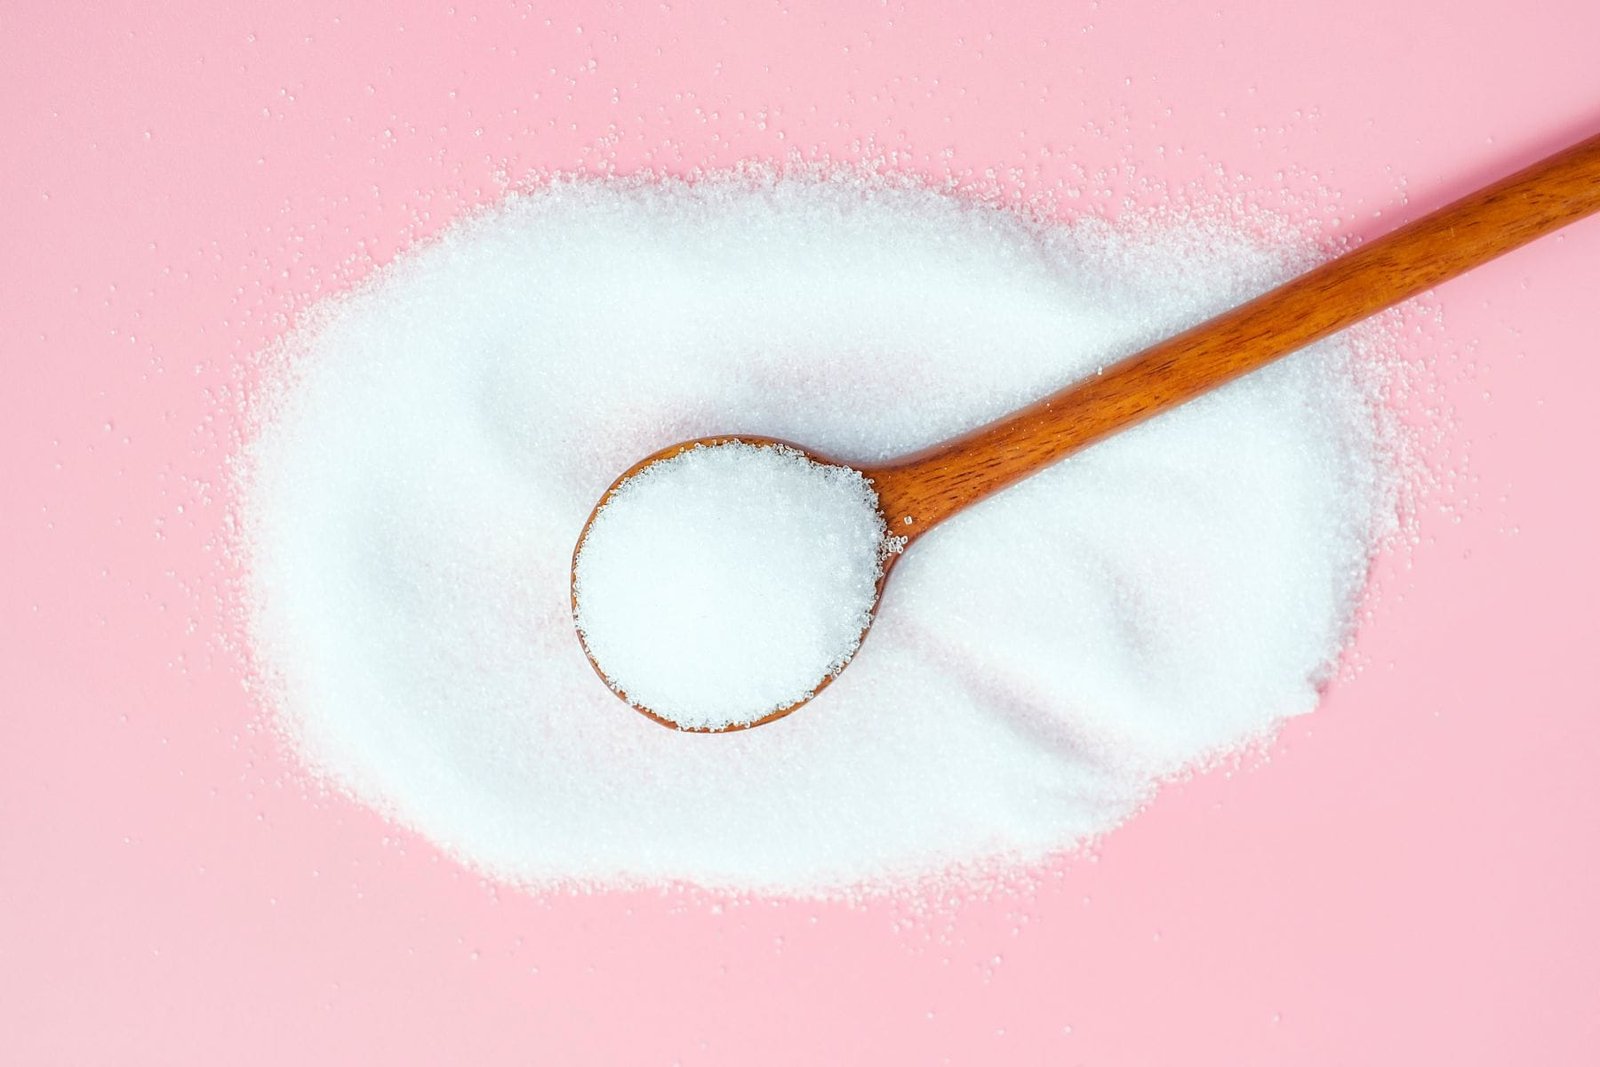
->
(571, 434), (901, 733)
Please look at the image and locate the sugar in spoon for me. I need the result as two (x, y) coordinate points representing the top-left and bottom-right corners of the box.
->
(573, 130), (1600, 732)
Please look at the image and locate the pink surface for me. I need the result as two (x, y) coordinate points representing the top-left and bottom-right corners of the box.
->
(3, 2), (1598, 1063)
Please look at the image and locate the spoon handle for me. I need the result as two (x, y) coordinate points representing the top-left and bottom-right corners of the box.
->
(868, 131), (1600, 539)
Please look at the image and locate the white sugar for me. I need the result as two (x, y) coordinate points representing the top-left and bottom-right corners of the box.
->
(573, 442), (890, 730)
(241, 171), (1397, 894)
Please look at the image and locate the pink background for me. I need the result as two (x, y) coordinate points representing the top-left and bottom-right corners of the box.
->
(3, 1), (1598, 1063)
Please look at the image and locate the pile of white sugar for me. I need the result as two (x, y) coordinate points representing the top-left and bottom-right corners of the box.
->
(573, 441), (892, 731)
(241, 171), (1397, 894)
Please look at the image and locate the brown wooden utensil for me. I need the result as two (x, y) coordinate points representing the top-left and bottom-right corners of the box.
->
(574, 131), (1600, 732)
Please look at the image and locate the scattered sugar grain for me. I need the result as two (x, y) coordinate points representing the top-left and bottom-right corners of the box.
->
(240, 171), (1398, 894)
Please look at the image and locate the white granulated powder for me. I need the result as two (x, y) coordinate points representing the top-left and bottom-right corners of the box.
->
(241, 172), (1396, 894)
(573, 441), (891, 731)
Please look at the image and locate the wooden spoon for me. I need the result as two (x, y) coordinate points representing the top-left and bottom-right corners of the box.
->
(574, 131), (1600, 732)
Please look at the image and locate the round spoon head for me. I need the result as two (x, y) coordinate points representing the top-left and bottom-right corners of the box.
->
(570, 435), (898, 733)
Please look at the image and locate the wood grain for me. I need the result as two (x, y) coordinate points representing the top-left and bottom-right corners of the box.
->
(865, 131), (1600, 540)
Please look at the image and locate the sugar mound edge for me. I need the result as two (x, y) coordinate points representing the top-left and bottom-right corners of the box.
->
(573, 441), (894, 731)
(240, 170), (1399, 895)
